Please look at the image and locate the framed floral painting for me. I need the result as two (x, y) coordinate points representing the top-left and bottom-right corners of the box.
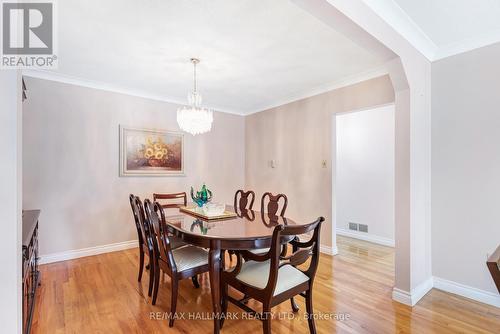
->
(120, 126), (184, 176)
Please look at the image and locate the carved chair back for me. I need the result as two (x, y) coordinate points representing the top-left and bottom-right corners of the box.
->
(132, 195), (154, 252)
(234, 190), (256, 213)
(232, 216), (324, 300)
(129, 194), (144, 247)
(261, 192), (288, 217)
(144, 199), (179, 274)
(153, 192), (187, 209)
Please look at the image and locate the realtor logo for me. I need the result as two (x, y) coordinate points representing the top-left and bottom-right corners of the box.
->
(1, 0), (57, 68)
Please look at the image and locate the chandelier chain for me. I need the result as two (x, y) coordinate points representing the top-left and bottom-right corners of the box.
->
(193, 60), (197, 93)
(191, 57), (199, 94)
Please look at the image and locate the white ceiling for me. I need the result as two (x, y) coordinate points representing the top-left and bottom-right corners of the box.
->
(26, 0), (390, 115)
(362, 0), (500, 60)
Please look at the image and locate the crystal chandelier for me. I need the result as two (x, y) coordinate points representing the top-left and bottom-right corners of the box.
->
(177, 58), (213, 135)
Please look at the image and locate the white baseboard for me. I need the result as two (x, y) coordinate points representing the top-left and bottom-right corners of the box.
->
(433, 276), (500, 308)
(392, 276), (500, 308)
(336, 228), (395, 247)
(40, 239), (338, 264)
(320, 244), (339, 256)
(392, 288), (412, 306)
(392, 277), (434, 306)
(39, 240), (138, 265)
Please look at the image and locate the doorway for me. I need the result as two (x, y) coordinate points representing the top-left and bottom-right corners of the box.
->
(333, 104), (395, 251)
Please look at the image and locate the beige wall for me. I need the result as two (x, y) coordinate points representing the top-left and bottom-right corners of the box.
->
(23, 78), (245, 256)
(0, 71), (23, 333)
(245, 75), (395, 247)
(432, 42), (500, 295)
(23, 75), (393, 257)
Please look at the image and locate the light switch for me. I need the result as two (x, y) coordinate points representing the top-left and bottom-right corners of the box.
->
(321, 160), (327, 168)
(270, 159), (276, 168)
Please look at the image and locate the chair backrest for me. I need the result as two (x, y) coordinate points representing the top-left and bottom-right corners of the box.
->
(153, 192), (187, 209)
(143, 199), (178, 273)
(261, 192), (288, 217)
(143, 199), (159, 254)
(129, 194), (144, 246)
(249, 217), (324, 299)
(131, 195), (154, 251)
(234, 190), (256, 213)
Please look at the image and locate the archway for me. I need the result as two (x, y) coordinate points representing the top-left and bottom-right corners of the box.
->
(293, 0), (432, 305)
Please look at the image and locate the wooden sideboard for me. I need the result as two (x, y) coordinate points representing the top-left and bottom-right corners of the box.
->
(487, 245), (500, 293)
(22, 210), (40, 334)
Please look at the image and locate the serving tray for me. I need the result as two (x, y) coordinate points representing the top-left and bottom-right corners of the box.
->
(179, 205), (237, 220)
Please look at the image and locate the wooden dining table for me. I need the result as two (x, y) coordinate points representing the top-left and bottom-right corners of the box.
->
(162, 205), (298, 334)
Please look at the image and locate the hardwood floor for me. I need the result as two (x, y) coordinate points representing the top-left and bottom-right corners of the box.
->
(32, 236), (500, 333)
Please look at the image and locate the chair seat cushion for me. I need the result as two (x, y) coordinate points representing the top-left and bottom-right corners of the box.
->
(172, 246), (208, 272)
(169, 236), (187, 250)
(235, 260), (309, 296)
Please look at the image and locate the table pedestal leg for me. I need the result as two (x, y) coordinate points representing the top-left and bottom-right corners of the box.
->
(209, 240), (222, 334)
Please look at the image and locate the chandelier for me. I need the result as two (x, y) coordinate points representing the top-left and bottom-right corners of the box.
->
(176, 58), (213, 135)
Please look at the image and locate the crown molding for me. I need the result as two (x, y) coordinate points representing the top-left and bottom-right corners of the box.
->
(359, 1), (500, 61)
(433, 29), (500, 61)
(245, 64), (389, 115)
(24, 66), (391, 117)
(359, 0), (438, 60)
(21, 69), (243, 116)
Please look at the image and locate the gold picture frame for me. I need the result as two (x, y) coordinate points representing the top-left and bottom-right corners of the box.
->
(120, 126), (185, 176)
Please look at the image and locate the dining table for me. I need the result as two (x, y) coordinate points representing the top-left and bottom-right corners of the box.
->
(162, 205), (298, 334)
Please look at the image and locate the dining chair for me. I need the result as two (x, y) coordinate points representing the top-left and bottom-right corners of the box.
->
(221, 216), (324, 334)
(153, 192), (188, 209)
(129, 194), (155, 297)
(234, 189), (256, 213)
(261, 192), (288, 217)
(144, 199), (210, 327)
(248, 192), (289, 256)
(229, 190), (256, 261)
(152, 192), (188, 249)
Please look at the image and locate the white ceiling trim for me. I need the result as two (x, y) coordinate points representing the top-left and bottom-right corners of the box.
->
(361, 0), (500, 61)
(21, 69), (243, 116)
(24, 66), (390, 117)
(434, 28), (500, 61)
(246, 64), (389, 115)
(360, 0), (438, 60)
